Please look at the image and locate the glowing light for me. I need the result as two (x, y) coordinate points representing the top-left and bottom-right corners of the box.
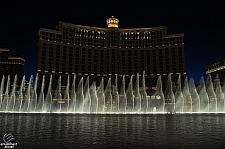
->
(106, 16), (119, 28)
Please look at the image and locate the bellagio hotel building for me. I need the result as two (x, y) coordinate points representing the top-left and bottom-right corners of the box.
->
(37, 16), (185, 91)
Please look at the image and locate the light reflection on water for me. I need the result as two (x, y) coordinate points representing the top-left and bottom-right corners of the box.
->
(0, 114), (225, 148)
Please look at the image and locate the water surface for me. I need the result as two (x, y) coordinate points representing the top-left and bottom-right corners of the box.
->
(0, 114), (225, 148)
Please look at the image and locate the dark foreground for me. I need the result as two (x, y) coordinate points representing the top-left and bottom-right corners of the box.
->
(0, 113), (225, 148)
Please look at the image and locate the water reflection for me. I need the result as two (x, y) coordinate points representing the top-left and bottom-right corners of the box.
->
(0, 114), (225, 148)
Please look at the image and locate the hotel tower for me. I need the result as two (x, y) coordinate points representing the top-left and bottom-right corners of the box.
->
(37, 16), (185, 92)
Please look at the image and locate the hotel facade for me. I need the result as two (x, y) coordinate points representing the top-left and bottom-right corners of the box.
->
(0, 48), (25, 85)
(37, 16), (185, 92)
(206, 58), (225, 85)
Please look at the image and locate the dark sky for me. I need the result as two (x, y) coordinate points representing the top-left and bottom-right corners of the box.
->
(0, 1), (224, 82)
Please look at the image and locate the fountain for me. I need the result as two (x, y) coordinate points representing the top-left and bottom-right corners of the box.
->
(0, 72), (225, 114)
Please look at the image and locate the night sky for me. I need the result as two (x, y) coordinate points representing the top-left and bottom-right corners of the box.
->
(0, 1), (224, 83)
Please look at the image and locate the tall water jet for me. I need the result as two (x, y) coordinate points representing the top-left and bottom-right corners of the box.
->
(222, 78), (225, 95)
(175, 75), (184, 113)
(0, 75), (5, 109)
(43, 75), (52, 112)
(151, 75), (165, 112)
(214, 75), (224, 112)
(105, 77), (112, 112)
(119, 75), (127, 113)
(189, 78), (200, 112)
(63, 75), (70, 112)
(36, 75), (45, 112)
(183, 77), (192, 113)
(222, 79), (225, 112)
(29, 74), (38, 112)
(197, 76), (209, 112)
(97, 78), (105, 113)
(164, 73), (175, 113)
(83, 77), (91, 113)
(76, 77), (84, 112)
(51, 76), (62, 112)
(2, 76), (10, 112)
(134, 73), (141, 112)
(68, 74), (76, 112)
(21, 75), (33, 112)
(8, 75), (17, 112)
(126, 76), (134, 112)
(111, 75), (119, 112)
(140, 71), (148, 113)
(18, 76), (26, 112)
(206, 74), (217, 112)
(90, 81), (98, 113)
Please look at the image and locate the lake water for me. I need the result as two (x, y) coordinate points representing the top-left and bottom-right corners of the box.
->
(0, 114), (225, 148)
